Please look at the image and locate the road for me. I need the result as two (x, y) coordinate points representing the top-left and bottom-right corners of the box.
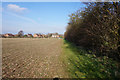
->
(2, 38), (68, 78)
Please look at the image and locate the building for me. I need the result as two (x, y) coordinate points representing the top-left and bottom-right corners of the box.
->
(41, 34), (46, 38)
(51, 34), (60, 38)
(27, 34), (33, 37)
(4, 33), (14, 38)
(33, 34), (42, 38)
(14, 34), (19, 38)
(33, 34), (39, 38)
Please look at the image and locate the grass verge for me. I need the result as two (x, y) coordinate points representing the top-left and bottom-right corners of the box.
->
(61, 40), (120, 78)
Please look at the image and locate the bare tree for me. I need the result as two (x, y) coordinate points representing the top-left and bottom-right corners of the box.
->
(18, 30), (24, 37)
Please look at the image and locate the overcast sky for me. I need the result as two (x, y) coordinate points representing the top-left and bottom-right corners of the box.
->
(2, 2), (86, 34)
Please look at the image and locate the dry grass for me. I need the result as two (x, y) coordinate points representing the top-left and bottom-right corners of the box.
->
(2, 38), (68, 78)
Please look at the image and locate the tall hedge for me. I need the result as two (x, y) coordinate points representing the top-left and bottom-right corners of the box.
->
(64, 2), (120, 60)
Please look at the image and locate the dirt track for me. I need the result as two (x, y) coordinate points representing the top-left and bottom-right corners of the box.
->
(2, 38), (68, 78)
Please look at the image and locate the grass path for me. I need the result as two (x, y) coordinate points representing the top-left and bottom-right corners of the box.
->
(2, 38), (69, 78)
(61, 40), (120, 78)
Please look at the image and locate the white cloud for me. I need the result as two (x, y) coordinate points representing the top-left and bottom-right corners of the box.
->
(7, 4), (27, 13)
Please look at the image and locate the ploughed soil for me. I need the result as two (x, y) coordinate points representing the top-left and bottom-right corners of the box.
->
(2, 38), (68, 78)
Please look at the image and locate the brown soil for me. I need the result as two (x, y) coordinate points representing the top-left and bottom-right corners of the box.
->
(2, 38), (68, 78)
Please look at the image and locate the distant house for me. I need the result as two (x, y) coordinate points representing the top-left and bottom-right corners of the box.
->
(51, 34), (60, 38)
(14, 34), (19, 38)
(27, 34), (33, 37)
(33, 34), (42, 38)
(4, 33), (14, 38)
(33, 34), (39, 38)
(41, 34), (46, 38)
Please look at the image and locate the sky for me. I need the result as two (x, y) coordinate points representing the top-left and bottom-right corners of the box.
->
(2, 2), (86, 34)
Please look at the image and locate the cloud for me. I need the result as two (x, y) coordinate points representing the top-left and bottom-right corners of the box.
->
(7, 4), (27, 13)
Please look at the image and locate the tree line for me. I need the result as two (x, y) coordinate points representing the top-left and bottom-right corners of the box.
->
(64, 2), (120, 61)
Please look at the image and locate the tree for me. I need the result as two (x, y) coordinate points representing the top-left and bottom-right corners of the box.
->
(47, 33), (52, 38)
(64, 2), (120, 60)
(24, 35), (27, 38)
(18, 30), (24, 37)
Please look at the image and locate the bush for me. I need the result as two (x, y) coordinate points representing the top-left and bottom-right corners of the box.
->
(64, 2), (120, 60)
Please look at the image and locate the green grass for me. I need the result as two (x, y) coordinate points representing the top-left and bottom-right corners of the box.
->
(61, 40), (120, 78)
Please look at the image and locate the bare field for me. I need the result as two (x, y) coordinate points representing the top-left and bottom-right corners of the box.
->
(2, 38), (68, 78)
